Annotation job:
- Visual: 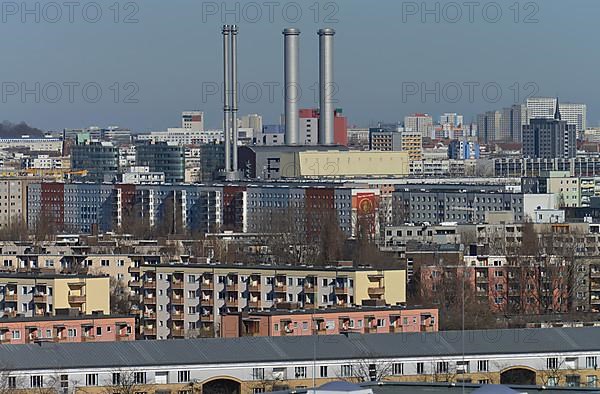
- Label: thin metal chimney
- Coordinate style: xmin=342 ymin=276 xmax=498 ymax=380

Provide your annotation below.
xmin=283 ymin=28 xmax=300 ymax=145
xmin=318 ymin=28 xmax=335 ymax=145
xmin=230 ymin=25 xmax=239 ymax=172
xmin=222 ymin=25 xmax=231 ymax=172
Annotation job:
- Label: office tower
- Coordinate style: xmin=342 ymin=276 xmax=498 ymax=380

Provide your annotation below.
xmin=135 ymin=141 xmax=185 ymax=183
xmin=71 ymin=141 xmax=119 ymax=182
xmin=522 ymin=102 xmax=576 ymax=159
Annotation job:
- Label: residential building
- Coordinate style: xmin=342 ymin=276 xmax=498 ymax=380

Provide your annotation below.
xmin=0 ymin=313 xmax=135 ymax=345
xmin=440 ymin=113 xmax=463 ymax=127
xmin=0 ymin=273 xmax=110 ymax=318
xmin=476 ymin=110 xmax=502 ymax=143
xmin=130 ymin=263 xmax=406 ymax=339
xmin=403 ymin=113 xmax=433 ymax=137
xmin=122 ymin=166 xmax=166 ymax=185
xmin=3 ymin=327 xmax=600 ymax=392
xmin=0 ymin=137 xmax=62 ymax=152
xmin=299 ymin=108 xmax=348 ymax=146
xmin=448 ymin=139 xmax=480 ymax=160
xmin=135 ymin=141 xmax=185 ymax=183
xmin=369 ymin=129 xmax=402 ymax=151
xmin=0 ymin=177 xmax=35 ymax=229
xmin=400 ymin=131 xmax=423 ymax=161
xmin=220 ymin=306 xmax=438 ymax=338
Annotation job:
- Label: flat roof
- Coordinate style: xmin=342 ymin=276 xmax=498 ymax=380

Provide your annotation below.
xmin=0 ymin=314 xmax=133 ymax=324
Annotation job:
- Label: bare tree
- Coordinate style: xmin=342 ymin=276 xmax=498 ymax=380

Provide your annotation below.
xmin=101 ymin=369 xmax=145 ymax=394
xmin=337 ymin=354 xmax=395 ymax=383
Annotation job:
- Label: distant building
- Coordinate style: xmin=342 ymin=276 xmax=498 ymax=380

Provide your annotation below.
xmin=404 ymin=113 xmax=433 ymax=137
xmin=239 ymin=114 xmax=263 ymax=136
xmin=400 ymin=131 xmax=423 ymax=161
xmin=0 ymin=137 xmax=62 ymax=153
xmin=440 ymin=113 xmax=463 ymax=127
xmin=220 ymin=306 xmax=438 ymax=338
xmin=122 ymin=166 xmax=165 ymax=185
xmin=476 ymin=110 xmax=502 ymax=144
xmin=135 ymin=141 xmax=185 ymax=183
xmin=299 ymin=108 xmax=348 ymax=146
xmin=522 ymin=102 xmax=577 ymax=159
xmin=369 ymin=128 xmax=402 ymax=151
xmin=255 ymin=124 xmax=285 ymax=146
xmin=0 ymin=314 xmax=135 ymax=345
xmin=527 ymin=97 xmax=586 ymax=133
xmin=181 ymin=111 xmax=204 ymax=131
xmin=71 ymin=141 xmax=118 ymax=182
xmin=448 ymin=139 xmax=480 ymax=160
xmin=0 ymin=273 xmax=110 ymax=318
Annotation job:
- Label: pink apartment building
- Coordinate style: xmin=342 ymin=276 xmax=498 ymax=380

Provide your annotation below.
xmin=220 ymin=306 xmax=438 ymax=338
xmin=0 ymin=313 xmax=135 ymax=345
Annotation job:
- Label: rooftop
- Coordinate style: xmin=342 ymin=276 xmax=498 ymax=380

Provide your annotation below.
xmin=1 ymin=327 xmax=600 ymax=371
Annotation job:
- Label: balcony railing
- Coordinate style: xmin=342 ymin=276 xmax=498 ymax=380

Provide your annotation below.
xmin=171 ymin=311 xmax=185 ymax=321
xmin=143 ymin=297 xmax=157 ymax=305
xmin=225 ymin=299 xmax=239 ymax=308
xmin=334 ymin=286 xmax=349 ymax=294
xmin=201 ymin=283 xmax=214 ymax=291
xmin=33 ymin=294 xmax=48 ymax=303
xmin=170 ymin=328 xmax=185 ymax=337
xmin=4 ymin=294 xmax=17 ymax=302
xmin=143 ymin=327 xmax=156 ymax=336
xmin=144 ymin=281 xmax=156 ymax=289
xmin=225 ymin=284 xmax=239 ymax=292
xmin=170 ymin=297 xmax=184 ymax=305
xmin=200 ymin=314 xmax=214 ymax=322
xmin=68 ymin=295 xmax=86 ymax=304
xmin=171 ymin=281 xmax=184 ymax=290
xmin=367 ymin=287 xmax=385 ymax=296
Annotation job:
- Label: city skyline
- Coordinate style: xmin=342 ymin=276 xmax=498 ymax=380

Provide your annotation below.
xmin=1 ymin=0 xmax=599 ymax=132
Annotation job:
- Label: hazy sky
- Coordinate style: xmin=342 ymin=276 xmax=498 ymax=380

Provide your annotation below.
xmin=0 ymin=0 xmax=598 ymax=131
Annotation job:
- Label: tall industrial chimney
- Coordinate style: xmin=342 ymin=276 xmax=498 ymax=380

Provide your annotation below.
xmin=318 ymin=28 xmax=335 ymax=145
xmin=230 ymin=25 xmax=239 ymax=172
xmin=222 ymin=25 xmax=232 ymax=172
xmin=283 ymin=28 xmax=300 ymax=145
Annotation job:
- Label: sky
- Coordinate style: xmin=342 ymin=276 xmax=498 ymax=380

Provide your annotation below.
xmin=0 ymin=0 xmax=598 ymax=132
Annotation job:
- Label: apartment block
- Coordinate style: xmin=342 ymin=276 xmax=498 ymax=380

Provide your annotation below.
xmin=220 ymin=306 xmax=438 ymax=338
xmin=0 ymin=273 xmax=110 ymax=318
xmin=0 ymin=313 xmax=135 ymax=345
xmin=130 ymin=264 xmax=406 ymax=339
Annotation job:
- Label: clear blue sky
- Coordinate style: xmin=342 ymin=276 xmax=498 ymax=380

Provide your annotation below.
xmin=0 ymin=0 xmax=597 ymax=131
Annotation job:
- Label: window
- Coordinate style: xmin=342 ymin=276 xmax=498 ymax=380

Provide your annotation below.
xmin=134 ymin=372 xmax=146 ymax=384
xmin=566 ymin=374 xmax=581 ymax=387
xmin=587 ymin=375 xmax=598 ymax=388
xmin=67 ymin=328 xmax=77 ymax=337
xmin=7 ymin=376 xmax=16 ymax=389
xmin=457 ymin=361 xmax=470 ymax=374
xmin=547 ymin=357 xmax=559 ymax=370
xmin=31 ymin=375 xmax=43 ymax=388
xmin=86 ymin=373 xmax=98 ymax=386
xmin=340 ymin=365 xmax=353 ymax=377
xmin=12 ymin=330 xmax=20 ymax=340
xmin=392 ymin=363 xmax=404 ymax=375
xmin=478 ymin=379 xmax=490 ymax=384
xmin=96 ymin=327 xmax=102 ymax=336
xmin=586 ymin=356 xmax=597 ymax=369
xmin=252 ymin=368 xmax=265 ymax=380
xmin=253 ymin=389 xmax=265 ymax=394
xmin=320 ymin=366 xmax=328 ymax=378
xmin=477 ymin=360 xmax=489 ymax=372
xmin=112 ymin=372 xmax=121 ymax=385
xmin=294 ymin=366 xmax=307 ymax=379
xmin=416 ymin=362 xmax=424 ymax=374
xmin=178 ymin=370 xmax=190 ymax=383
xmin=188 ymin=275 xmax=196 ymax=283
xmin=436 ymin=361 xmax=449 ymax=373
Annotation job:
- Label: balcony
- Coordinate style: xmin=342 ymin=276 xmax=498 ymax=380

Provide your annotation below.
xmin=225 ymin=284 xmax=238 ymax=292
xmin=248 ymin=284 xmax=261 ymax=292
xmin=274 ymin=284 xmax=287 ymax=293
xmin=389 ymin=325 xmax=402 ymax=333
xmin=248 ymin=300 xmax=261 ymax=309
xmin=225 ymin=299 xmax=239 ymax=308
xmin=170 ymin=328 xmax=185 ymax=337
xmin=128 ymin=266 xmax=141 ymax=274
xmin=4 ymin=294 xmax=17 ymax=302
xmin=201 ymin=283 xmax=214 ymax=291
xmin=170 ymin=297 xmax=185 ymax=305
xmin=367 ymin=287 xmax=385 ymax=297
xmin=591 ymin=270 xmax=600 ymax=278
xmin=201 ymin=298 xmax=214 ymax=307
xmin=128 ymin=279 xmax=141 ymax=287
xmin=171 ymin=281 xmax=184 ymax=290
xmin=476 ymin=276 xmax=489 ymax=283
xmin=144 ymin=281 xmax=156 ymax=289
xmin=171 ymin=311 xmax=185 ymax=321
xmin=116 ymin=332 xmax=130 ymax=341
xmin=82 ymin=335 xmax=95 ymax=342
xmin=303 ymin=284 xmax=316 ymax=293
xmin=33 ymin=294 xmax=48 ymax=303
xmin=200 ymin=314 xmax=214 ymax=322
xmin=364 ymin=327 xmax=378 ymax=334
xmin=143 ymin=311 xmax=156 ymax=319
xmin=143 ymin=327 xmax=156 ymax=336
xmin=143 ymin=297 xmax=156 ymax=305
xmin=68 ymin=295 xmax=86 ymax=304
xmin=334 ymin=286 xmax=349 ymax=295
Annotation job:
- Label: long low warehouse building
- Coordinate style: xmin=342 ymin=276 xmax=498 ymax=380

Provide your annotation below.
xmin=1 ymin=327 xmax=600 ymax=392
